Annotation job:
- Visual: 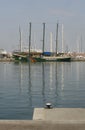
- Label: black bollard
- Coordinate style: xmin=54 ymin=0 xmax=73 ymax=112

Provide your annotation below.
xmin=45 ymin=103 xmax=52 ymax=109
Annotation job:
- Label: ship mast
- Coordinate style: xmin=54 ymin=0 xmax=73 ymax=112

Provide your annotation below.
xmin=81 ymin=35 xmax=82 ymax=53
xmin=42 ymin=23 xmax=45 ymax=54
xmin=50 ymin=32 xmax=53 ymax=53
xmin=56 ymin=23 xmax=58 ymax=56
xmin=62 ymin=24 xmax=64 ymax=53
xmin=29 ymin=22 xmax=32 ymax=57
xmin=19 ymin=26 xmax=22 ymax=52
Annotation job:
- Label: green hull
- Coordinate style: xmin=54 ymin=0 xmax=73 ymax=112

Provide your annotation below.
xmin=13 ymin=55 xmax=28 ymax=62
xmin=13 ymin=52 xmax=71 ymax=62
xmin=33 ymin=56 xmax=71 ymax=62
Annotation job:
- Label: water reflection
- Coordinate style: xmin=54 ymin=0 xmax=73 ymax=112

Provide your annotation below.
xmin=18 ymin=62 xmax=65 ymax=108
xmin=49 ymin=63 xmax=53 ymax=89
xmin=76 ymin=62 xmax=79 ymax=82
xmin=17 ymin=62 xmax=85 ymax=111
xmin=28 ymin=62 xmax=32 ymax=107
xmin=41 ymin=63 xmax=58 ymax=107
xmin=1 ymin=62 xmax=85 ymax=119
xmin=61 ymin=63 xmax=64 ymax=90
xmin=19 ymin=63 xmax=23 ymax=91
xmin=42 ymin=63 xmax=45 ymax=104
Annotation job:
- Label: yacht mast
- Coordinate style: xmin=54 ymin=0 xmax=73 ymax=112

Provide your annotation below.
xmin=56 ymin=23 xmax=58 ymax=55
xmin=81 ymin=35 xmax=82 ymax=53
xmin=50 ymin=32 xmax=53 ymax=53
xmin=62 ymin=24 xmax=64 ymax=53
xmin=42 ymin=23 xmax=45 ymax=54
xmin=29 ymin=22 xmax=32 ymax=57
xmin=19 ymin=26 xmax=22 ymax=52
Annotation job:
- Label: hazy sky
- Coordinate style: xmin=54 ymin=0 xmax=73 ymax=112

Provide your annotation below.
xmin=0 ymin=0 xmax=85 ymax=52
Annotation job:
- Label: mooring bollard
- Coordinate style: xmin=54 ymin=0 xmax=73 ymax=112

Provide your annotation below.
xmin=45 ymin=103 xmax=52 ymax=109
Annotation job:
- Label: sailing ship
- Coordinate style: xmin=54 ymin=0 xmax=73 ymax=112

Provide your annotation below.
xmin=13 ymin=22 xmax=71 ymax=62
xmin=32 ymin=23 xmax=71 ymax=62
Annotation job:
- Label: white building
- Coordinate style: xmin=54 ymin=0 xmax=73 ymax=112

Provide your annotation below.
xmin=0 ymin=49 xmax=7 ymax=58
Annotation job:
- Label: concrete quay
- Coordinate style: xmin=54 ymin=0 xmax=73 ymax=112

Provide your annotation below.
xmin=0 ymin=120 xmax=85 ymax=130
xmin=0 ymin=108 xmax=85 ymax=130
xmin=33 ymin=108 xmax=85 ymax=121
xmin=32 ymin=108 xmax=85 ymax=130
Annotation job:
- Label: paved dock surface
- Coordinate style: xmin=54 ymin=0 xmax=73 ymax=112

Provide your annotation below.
xmin=0 ymin=120 xmax=85 ymax=130
xmin=0 ymin=108 xmax=85 ymax=130
xmin=33 ymin=108 xmax=85 ymax=121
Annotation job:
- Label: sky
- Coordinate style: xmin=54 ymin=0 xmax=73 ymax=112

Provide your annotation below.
xmin=0 ymin=0 xmax=85 ymax=52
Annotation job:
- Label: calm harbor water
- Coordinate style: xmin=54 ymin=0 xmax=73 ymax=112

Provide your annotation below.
xmin=0 ymin=62 xmax=85 ymax=119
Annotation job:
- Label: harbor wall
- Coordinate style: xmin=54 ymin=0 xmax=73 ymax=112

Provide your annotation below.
xmin=0 ymin=120 xmax=85 ymax=130
xmin=0 ymin=109 xmax=85 ymax=129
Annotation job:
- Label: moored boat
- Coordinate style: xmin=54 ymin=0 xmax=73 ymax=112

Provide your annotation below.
xmin=32 ymin=55 xmax=71 ymax=62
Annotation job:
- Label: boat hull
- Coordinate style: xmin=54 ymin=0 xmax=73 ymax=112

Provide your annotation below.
xmin=33 ymin=56 xmax=71 ymax=62
xmin=13 ymin=54 xmax=28 ymax=62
